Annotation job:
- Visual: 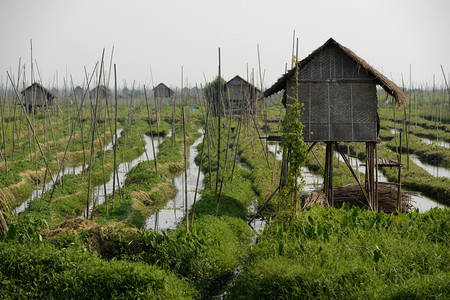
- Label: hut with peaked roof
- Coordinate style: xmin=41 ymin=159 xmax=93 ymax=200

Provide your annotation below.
xmin=21 ymin=82 xmax=56 ymax=113
xmin=264 ymin=38 xmax=407 ymax=212
xmin=73 ymin=86 xmax=84 ymax=98
xmin=190 ymin=85 xmax=201 ymax=95
xmin=153 ymin=83 xmax=173 ymax=98
xmin=223 ymin=75 xmax=260 ymax=116
xmin=90 ymin=85 xmax=110 ymax=99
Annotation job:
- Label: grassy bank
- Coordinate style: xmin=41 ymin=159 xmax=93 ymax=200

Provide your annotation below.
xmin=230 ymin=205 xmax=450 ymax=299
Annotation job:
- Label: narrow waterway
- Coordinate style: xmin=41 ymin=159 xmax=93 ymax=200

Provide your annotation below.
xmin=388 ymin=129 xmax=450 ymax=178
xmin=266 ymin=143 xmax=324 ymax=192
xmin=389 ymin=128 xmax=449 ymax=149
xmin=84 ymin=132 xmax=164 ymax=217
xmin=409 ymin=154 xmax=450 ymax=179
xmin=15 ymin=128 xmax=124 ymax=215
xmin=420 ymin=137 xmax=450 ymax=149
xmin=144 ymin=133 xmax=204 ymax=231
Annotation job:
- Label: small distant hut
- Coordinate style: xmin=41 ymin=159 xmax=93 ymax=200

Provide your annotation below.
xmin=21 ymin=82 xmax=56 ymax=113
xmin=153 ymin=83 xmax=173 ymax=98
xmin=182 ymin=87 xmax=190 ymax=94
xmin=264 ymin=38 xmax=407 ymax=212
xmin=90 ymin=85 xmax=110 ymax=99
xmin=73 ymin=86 xmax=84 ymax=98
xmin=190 ymin=85 xmax=201 ymax=95
xmin=122 ymin=87 xmax=130 ymax=98
xmin=223 ymin=75 xmax=260 ymax=116
xmin=50 ymin=88 xmax=59 ymax=97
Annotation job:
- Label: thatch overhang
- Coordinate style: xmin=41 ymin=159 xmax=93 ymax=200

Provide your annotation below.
xmin=21 ymin=82 xmax=57 ymax=100
xmin=264 ymin=38 xmax=407 ymax=108
xmin=223 ymin=75 xmax=261 ymax=93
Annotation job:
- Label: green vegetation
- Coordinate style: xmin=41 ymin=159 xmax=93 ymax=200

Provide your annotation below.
xmin=0 ymin=239 xmax=196 ymax=299
xmin=230 ymin=205 xmax=450 ymax=299
xmin=1 ymin=95 xmax=449 ymax=298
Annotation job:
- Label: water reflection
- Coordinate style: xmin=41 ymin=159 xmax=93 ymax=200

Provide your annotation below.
xmin=144 ymin=134 xmax=204 ymax=231
xmin=84 ymin=133 xmax=163 ymax=217
xmin=15 ymin=128 xmax=123 ymax=215
xmin=409 ymin=154 xmax=450 ymax=179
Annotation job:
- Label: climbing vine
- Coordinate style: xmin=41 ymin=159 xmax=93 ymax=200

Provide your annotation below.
xmin=280 ymin=63 xmax=308 ymax=209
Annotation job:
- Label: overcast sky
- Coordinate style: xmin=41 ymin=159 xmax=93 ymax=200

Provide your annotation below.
xmin=0 ymin=0 xmax=449 ymax=90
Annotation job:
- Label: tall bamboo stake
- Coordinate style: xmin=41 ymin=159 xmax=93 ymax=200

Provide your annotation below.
xmin=144 ymin=85 xmax=158 ymax=176
xmin=214 ymin=48 xmax=222 ymax=204
xmin=7 ymin=72 xmax=55 ymax=186
xmin=182 ymin=107 xmax=189 ymax=232
xmin=86 ymin=54 xmax=103 ymax=219
xmin=190 ymin=110 xmax=208 ymax=227
xmin=0 ymin=84 xmax=7 ymax=174
xmin=111 ymin=64 xmax=118 ymax=211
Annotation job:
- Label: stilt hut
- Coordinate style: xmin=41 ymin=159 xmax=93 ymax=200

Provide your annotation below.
xmin=153 ymin=83 xmax=173 ymax=98
xmin=223 ymin=75 xmax=260 ymax=116
xmin=264 ymin=38 xmax=407 ymax=212
xmin=73 ymin=86 xmax=84 ymax=98
xmin=90 ymin=85 xmax=110 ymax=99
xmin=21 ymin=82 xmax=56 ymax=113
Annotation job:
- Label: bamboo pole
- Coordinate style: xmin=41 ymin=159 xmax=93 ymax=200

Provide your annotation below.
xmin=214 ymin=48 xmax=222 ymax=203
xmin=230 ymin=110 xmax=243 ymax=183
xmin=111 ymin=64 xmax=119 ymax=210
xmin=182 ymin=107 xmax=189 ymax=232
xmin=190 ymin=111 xmax=208 ymax=227
xmin=86 ymin=55 xmax=103 ymax=219
xmin=7 ymin=72 xmax=55 ymax=186
xmin=171 ymin=91 xmax=176 ymax=151
xmin=0 ymin=84 xmax=7 ymax=174
xmin=144 ymin=85 xmax=158 ymax=176
xmin=397 ymin=132 xmax=402 ymax=211
xmin=440 ymin=65 xmax=450 ymax=106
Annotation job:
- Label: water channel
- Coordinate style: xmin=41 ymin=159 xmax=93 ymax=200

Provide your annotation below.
xmin=144 ymin=134 xmax=204 ymax=231
xmin=420 ymin=137 xmax=450 ymax=149
xmin=84 ymin=131 xmax=163 ymax=217
xmin=15 ymin=128 xmax=124 ymax=215
xmin=389 ymin=129 xmax=450 ymax=178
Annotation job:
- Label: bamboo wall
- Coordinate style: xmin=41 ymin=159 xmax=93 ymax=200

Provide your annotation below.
xmin=286 ymin=44 xmax=378 ymax=142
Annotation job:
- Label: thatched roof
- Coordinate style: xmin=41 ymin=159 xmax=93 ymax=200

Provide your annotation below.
xmin=264 ymin=38 xmax=407 ymax=108
xmin=154 ymin=83 xmax=172 ymax=91
xmin=224 ymin=75 xmax=261 ymax=92
xmin=21 ymin=82 xmax=56 ymax=99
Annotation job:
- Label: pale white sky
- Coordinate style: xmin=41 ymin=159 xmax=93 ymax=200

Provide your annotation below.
xmin=0 ymin=0 xmax=449 ymax=90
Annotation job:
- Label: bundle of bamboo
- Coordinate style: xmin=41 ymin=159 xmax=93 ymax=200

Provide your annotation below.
xmin=302 ymin=183 xmax=411 ymax=213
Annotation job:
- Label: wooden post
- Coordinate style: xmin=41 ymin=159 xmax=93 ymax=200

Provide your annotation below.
xmin=397 ymin=133 xmax=402 ymax=211
xmin=324 ymin=142 xmax=334 ymax=206
xmin=182 ymin=107 xmax=189 ymax=232
xmin=366 ymin=142 xmax=376 ymax=211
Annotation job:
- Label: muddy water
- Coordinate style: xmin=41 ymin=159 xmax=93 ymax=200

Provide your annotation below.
xmin=144 ymin=134 xmax=204 ymax=231
xmin=84 ymin=133 xmax=164 ymax=217
xmin=15 ymin=129 xmax=124 ymax=215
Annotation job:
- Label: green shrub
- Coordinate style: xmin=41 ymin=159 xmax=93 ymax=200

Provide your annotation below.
xmin=0 ymin=240 xmax=196 ymax=299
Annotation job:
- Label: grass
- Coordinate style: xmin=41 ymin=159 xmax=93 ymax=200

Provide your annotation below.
xmin=3 ymin=101 xmax=449 ymax=299
xmin=0 ymin=239 xmax=196 ymax=299
xmin=230 ymin=204 xmax=450 ymax=299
